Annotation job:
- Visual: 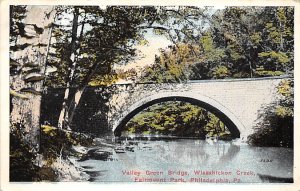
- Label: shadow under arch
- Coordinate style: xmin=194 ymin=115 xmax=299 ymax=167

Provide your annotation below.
xmin=112 ymin=92 xmax=245 ymax=138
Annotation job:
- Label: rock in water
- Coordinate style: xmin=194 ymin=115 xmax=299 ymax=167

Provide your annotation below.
xmin=79 ymin=148 xmax=113 ymax=161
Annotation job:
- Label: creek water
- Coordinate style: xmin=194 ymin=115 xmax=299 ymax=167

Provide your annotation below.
xmin=77 ymin=138 xmax=293 ymax=183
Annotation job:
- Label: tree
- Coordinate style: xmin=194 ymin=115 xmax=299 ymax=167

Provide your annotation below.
xmin=141 ymin=43 xmax=201 ymax=83
xmin=146 ymin=7 xmax=294 ymax=81
xmin=248 ymin=79 xmax=293 ymax=148
xmin=10 ymin=6 xmax=56 ymax=149
xmin=191 ymin=31 xmax=227 ymax=79
xmin=44 ymin=6 xmax=211 ymax=130
xmin=122 ymin=101 xmax=230 ymax=139
xmin=256 ymin=7 xmax=294 ymax=76
xmin=56 ymin=6 xmax=81 ymax=129
xmin=205 ymin=7 xmax=293 ymax=78
xmin=57 ymin=6 xmax=159 ymax=129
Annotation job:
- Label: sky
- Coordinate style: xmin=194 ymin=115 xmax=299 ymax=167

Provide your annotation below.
xmin=113 ymin=30 xmax=172 ymax=75
xmin=57 ymin=8 xmax=172 ymax=78
xmin=53 ymin=6 xmax=225 ymax=81
xmin=112 ymin=6 xmax=225 ymax=79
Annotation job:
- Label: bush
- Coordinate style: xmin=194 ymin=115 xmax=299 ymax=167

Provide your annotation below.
xmin=248 ymin=79 xmax=293 ymax=148
xmin=248 ymin=107 xmax=293 ymax=148
xmin=40 ymin=125 xmax=93 ymax=165
xmin=10 ymin=127 xmax=40 ymax=181
xmin=10 ymin=124 xmax=94 ymax=181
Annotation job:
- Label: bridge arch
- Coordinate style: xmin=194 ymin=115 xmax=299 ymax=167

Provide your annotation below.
xmin=112 ymin=92 xmax=246 ymax=139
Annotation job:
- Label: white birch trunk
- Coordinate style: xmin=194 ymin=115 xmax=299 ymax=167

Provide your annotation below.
xmin=57 ymin=53 xmax=77 ymax=129
xmin=67 ymin=89 xmax=84 ymax=125
xmin=57 ymin=7 xmax=80 ymax=129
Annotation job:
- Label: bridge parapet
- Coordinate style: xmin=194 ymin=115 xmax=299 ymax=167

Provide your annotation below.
xmin=41 ymin=77 xmax=290 ymax=140
xmin=108 ymin=77 xmax=289 ymax=140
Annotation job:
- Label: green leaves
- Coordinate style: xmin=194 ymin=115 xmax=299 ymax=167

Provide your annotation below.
xmin=254 ymin=70 xmax=284 ymax=77
xmin=248 ymin=79 xmax=294 ymax=148
xmin=200 ymin=34 xmax=225 ymax=63
xmin=275 ymin=106 xmax=293 ymax=118
xmin=250 ymin=32 xmax=262 ymax=45
xmin=211 ymin=65 xmax=230 ymax=79
xmin=122 ymin=101 xmax=229 ymax=138
xmin=258 ymin=51 xmax=290 ymax=64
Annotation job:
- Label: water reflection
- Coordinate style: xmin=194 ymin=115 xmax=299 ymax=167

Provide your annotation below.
xmin=78 ymin=138 xmax=293 ymax=183
xmin=217 ymin=143 xmax=240 ymax=165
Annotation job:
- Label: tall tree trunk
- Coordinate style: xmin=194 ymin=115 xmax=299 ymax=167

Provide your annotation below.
xmin=10 ymin=6 xmax=56 ymax=151
xmin=66 ymin=60 xmax=108 ymax=127
xmin=249 ymin=60 xmax=253 ymax=78
xmin=276 ymin=9 xmax=284 ymax=51
xmin=57 ymin=7 xmax=79 ymax=129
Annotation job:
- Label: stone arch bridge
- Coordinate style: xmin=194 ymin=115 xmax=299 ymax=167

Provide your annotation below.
xmin=42 ymin=76 xmax=289 ymax=141
xmin=108 ymin=76 xmax=288 ymax=140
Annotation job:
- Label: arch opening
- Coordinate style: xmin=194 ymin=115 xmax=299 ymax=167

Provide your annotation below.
xmin=113 ymin=94 xmax=243 ymax=139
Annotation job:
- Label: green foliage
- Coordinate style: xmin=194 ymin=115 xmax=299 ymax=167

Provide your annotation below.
xmin=211 ymin=65 xmax=230 ymax=79
xmin=10 ymin=123 xmax=57 ymax=181
xmin=45 ymin=6 xmax=159 ymax=87
xmin=199 ymin=33 xmax=225 ymax=63
xmin=200 ymin=35 xmax=213 ymax=50
xmin=88 ymin=74 xmax=119 ymax=86
xmin=275 ymin=106 xmax=293 ymax=118
xmin=141 ymin=44 xmax=200 ymax=83
xmin=142 ymin=7 xmax=293 ymax=82
xmin=42 ymin=6 xmax=293 ymax=86
xmin=250 ymin=32 xmax=262 ymax=45
xmin=248 ymin=79 xmax=293 ymax=148
xmin=10 ymin=125 xmax=40 ymax=181
xmin=254 ymin=70 xmax=284 ymax=77
xmin=278 ymin=79 xmax=293 ymax=98
xmin=276 ymin=79 xmax=294 ymax=118
xmin=9 ymin=123 xmax=94 ymax=181
xmin=40 ymin=125 xmax=93 ymax=164
xmin=258 ymin=51 xmax=290 ymax=64
xmin=44 ymin=6 xmax=214 ymax=87
xmin=122 ymin=101 xmax=230 ymax=139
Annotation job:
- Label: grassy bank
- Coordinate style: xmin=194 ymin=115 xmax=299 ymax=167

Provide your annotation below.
xmin=10 ymin=125 xmax=95 ymax=181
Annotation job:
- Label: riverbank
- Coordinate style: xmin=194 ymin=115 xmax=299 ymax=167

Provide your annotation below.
xmin=52 ymin=139 xmax=117 ymax=181
xmin=40 ymin=156 xmax=89 ymax=181
xmin=10 ymin=124 xmax=293 ymax=182
xmin=38 ymin=125 xmax=98 ymax=181
xmin=9 ymin=125 xmax=93 ymax=181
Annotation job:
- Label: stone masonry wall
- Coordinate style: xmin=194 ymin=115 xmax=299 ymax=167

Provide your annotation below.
xmin=41 ymin=77 xmax=288 ymax=139
xmin=109 ymin=77 xmax=286 ymax=139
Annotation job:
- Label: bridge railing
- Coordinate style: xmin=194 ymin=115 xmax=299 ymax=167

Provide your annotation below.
xmin=111 ymin=75 xmax=293 ymax=86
